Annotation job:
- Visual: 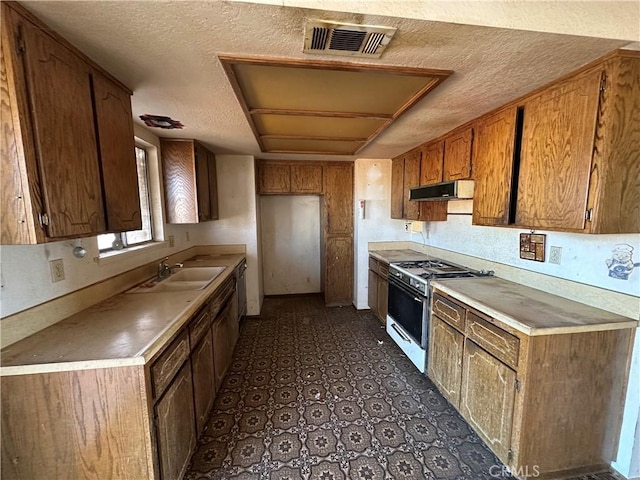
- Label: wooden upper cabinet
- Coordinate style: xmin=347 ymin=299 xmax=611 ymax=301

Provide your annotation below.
xmin=390 ymin=156 xmax=405 ymax=219
xmin=291 ymin=164 xmax=323 ymax=194
xmin=516 ymin=70 xmax=602 ymax=231
xmin=420 ymin=141 xmax=444 ymax=185
xmin=1 ymin=3 xmax=139 ymax=244
xmin=472 ymin=107 xmax=518 ymax=226
xmin=161 ymin=139 xmax=218 ymax=224
xmin=16 ymin=11 xmax=105 ymax=239
xmin=257 ymin=161 xmax=323 ymax=194
xmin=257 ymin=162 xmax=290 ymax=194
xmin=324 ymin=163 xmax=353 ymax=235
xmin=93 ymin=73 xmax=141 ymax=232
xmin=443 ymin=127 xmax=473 ymax=181
xmin=403 ymin=150 xmax=421 ymax=221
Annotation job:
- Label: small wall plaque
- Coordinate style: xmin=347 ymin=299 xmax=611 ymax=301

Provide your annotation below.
xmin=520 ymin=233 xmax=546 ymax=262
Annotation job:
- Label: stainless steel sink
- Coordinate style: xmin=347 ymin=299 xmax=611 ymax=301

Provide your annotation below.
xmin=127 ymin=266 xmax=226 ymax=293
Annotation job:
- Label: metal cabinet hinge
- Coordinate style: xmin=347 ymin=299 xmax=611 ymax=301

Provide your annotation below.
xmin=508 ymin=449 xmax=514 ymax=462
xmin=39 ymin=212 xmax=50 ymax=227
xmin=16 ymin=28 xmax=26 ymax=54
xmin=515 ymin=378 xmax=521 ymax=392
xmin=585 ymin=209 xmax=593 ymax=222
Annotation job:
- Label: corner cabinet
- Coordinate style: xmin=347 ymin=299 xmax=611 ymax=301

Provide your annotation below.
xmin=391 ymin=149 xmax=448 ymax=222
xmin=0 ymin=3 xmax=141 ymax=244
xmin=428 ymin=290 xmax=633 ymax=478
xmin=161 ymin=139 xmax=219 ymax=224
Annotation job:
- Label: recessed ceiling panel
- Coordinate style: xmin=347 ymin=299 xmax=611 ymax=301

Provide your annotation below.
xmin=254 ymin=114 xmax=385 ymax=139
xmin=262 ymin=138 xmax=365 ymax=155
xmin=234 ymin=63 xmax=438 ymax=115
xmin=220 ymin=56 xmax=452 ymax=155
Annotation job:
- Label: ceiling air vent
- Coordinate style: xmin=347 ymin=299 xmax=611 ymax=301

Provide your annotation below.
xmin=304 ymin=20 xmax=396 ymax=59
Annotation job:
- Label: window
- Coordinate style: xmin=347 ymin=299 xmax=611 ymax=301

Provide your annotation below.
xmin=98 ymin=145 xmax=154 ymax=252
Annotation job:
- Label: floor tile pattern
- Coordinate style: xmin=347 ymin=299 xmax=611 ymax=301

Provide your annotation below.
xmin=184 ymin=295 xmax=617 ymax=480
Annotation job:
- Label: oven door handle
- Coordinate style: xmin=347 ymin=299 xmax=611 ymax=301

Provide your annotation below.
xmin=391 ymin=322 xmax=411 ymax=343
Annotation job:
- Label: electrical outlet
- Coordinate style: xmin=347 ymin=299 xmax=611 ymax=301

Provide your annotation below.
xmin=549 ymin=246 xmax=562 ymax=265
xmin=168 ymin=235 xmax=175 ymax=248
xmin=404 ymin=222 xmax=411 ymax=232
xmin=50 ymin=259 xmax=65 ymax=283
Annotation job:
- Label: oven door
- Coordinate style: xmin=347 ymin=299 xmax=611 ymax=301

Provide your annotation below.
xmin=387 ymin=276 xmax=428 ymax=347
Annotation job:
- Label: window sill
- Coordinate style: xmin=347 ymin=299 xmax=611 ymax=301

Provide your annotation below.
xmin=97 ymin=241 xmax=167 ymax=266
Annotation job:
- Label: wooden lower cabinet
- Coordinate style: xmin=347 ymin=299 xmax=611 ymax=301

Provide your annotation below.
xmin=460 ymin=339 xmax=515 ymax=462
xmin=325 ymin=236 xmax=353 ymax=306
xmin=212 ymin=298 xmax=238 ymax=390
xmin=155 ymin=362 xmax=196 ymax=480
xmin=428 ymin=290 xmax=633 ymax=478
xmin=191 ymin=330 xmax=216 ymax=436
xmin=428 ymin=315 xmax=464 ymax=408
xmin=368 ymin=256 xmax=388 ymax=324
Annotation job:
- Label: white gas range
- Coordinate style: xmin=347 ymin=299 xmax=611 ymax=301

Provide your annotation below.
xmin=386 ymin=258 xmax=493 ymax=372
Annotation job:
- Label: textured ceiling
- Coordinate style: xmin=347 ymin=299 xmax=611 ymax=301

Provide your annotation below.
xmin=19 ymin=0 xmax=639 ymax=161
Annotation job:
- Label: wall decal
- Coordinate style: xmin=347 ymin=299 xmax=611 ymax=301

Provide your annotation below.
xmin=605 ymin=244 xmax=640 ymax=280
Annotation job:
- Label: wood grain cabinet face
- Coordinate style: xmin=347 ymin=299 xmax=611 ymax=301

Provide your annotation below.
xmin=420 ymin=141 xmax=444 ymax=185
xmin=154 ymin=362 xmax=196 ymax=480
xmin=472 ymin=107 xmax=517 ymax=226
xmin=324 ymin=164 xmax=353 ymax=235
xmin=443 ymin=127 xmax=473 ymax=181
xmin=428 ymin=315 xmax=464 ymax=408
xmin=93 ymin=73 xmax=141 ymax=232
xmin=367 ymin=257 xmax=388 ymax=324
xmin=257 ymin=162 xmax=291 ymax=194
xmin=461 ymin=339 xmax=516 ymax=463
xmin=213 ymin=299 xmax=238 ymax=391
xmin=1 ymin=5 xmax=142 ymax=243
xmin=403 ymin=150 xmax=421 ymax=220
xmin=191 ymin=330 xmax=215 ymax=436
xmin=390 ymin=156 xmax=405 ymax=219
xmin=516 ymin=70 xmax=602 ymax=231
xmin=161 ymin=139 xmax=218 ymax=224
xmin=291 ymin=164 xmax=323 ymax=193
xmin=325 ymin=236 xmax=353 ymax=306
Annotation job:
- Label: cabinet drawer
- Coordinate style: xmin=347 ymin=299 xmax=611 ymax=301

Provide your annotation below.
xmin=432 ymin=294 xmax=466 ymax=331
xmin=151 ymin=330 xmax=190 ymax=398
xmin=210 ymin=276 xmax=234 ymax=318
xmin=369 ymin=257 xmax=389 ymax=278
xmin=189 ymin=307 xmax=210 ymax=346
xmin=466 ymin=312 xmax=519 ymax=369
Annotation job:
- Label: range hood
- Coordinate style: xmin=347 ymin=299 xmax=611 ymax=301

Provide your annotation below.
xmin=410 ymin=180 xmax=474 ymax=201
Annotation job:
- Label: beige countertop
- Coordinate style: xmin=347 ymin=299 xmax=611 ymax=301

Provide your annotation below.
xmin=1 ymin=254 xmax=244 ymax=376
xmin=369 ymin=249 xmax=433 ymax=264
xmin=431 ymin=277 xmax=638 ymax=336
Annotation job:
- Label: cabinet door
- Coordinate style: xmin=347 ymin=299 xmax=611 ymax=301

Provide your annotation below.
xmin=195 ymin=142 xmax=211 ymax=222
xmin=257 ymin=162 xmax=290 ymax=193
xmin=443 ymin=127 xmax=473 ymax=181
xmin=460 ymin=339 xmax=516 ymax=463
xmin=324 ymin=164 xmax=353 ymax=235
xmin=376 ymin=274 xmax=388 ymax=323
xmin=325 ymin=236 xmax=353 ymax=306
xmin=472 ymin=107 xmax=518 ymax=226
xmin=93 ymin=73 xmax=141 ymax=232
xmin=420 ymin=141 xmax=444 ymax=185
xmin=155 ymin=362 xmax=196 ymax=480
xmin=20 ymin=16 xmax=105 ymax=238
xmin=191 ymin=331 xmax=215 ymax=436
xmin=403 ymin=150 xmax=421 ymax=220
xmin=207 ymin=150 xmax=219 ymax=220
xmin=368 ymin=269 xmax=378 ymax=316
xmin=428 ymin=316 xmax=464 ymax=407
xmin=516 ymin=71 xmax=602 ymax=230
xmin=390 ymin=156 xmax=404 ymax=219
xmin=291 ymin=164 xmax=323 ymax=193
xmin=161 ymin=140 xmax=198 ymax=224
xmin=212 ymin=301 xmax=236 ymax=390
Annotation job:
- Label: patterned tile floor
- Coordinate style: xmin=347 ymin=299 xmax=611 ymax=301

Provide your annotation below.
xmin=184 ymin=295 xmax=618 ymax=480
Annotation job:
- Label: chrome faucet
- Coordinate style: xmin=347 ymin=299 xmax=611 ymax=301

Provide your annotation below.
xmin=157 ymin=257 xmax=183 ymax=280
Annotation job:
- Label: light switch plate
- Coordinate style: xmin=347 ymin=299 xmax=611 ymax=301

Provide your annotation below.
xmin=50 ymin=259 xmax=65 ymax=283
xmin=168 ymin=235 xmax=175 ymax=248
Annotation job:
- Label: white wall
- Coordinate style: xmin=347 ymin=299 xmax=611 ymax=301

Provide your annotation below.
xmin=260 ymin=196 xmax=321 ymax=295
xmin=197 ymin=155 xmax=263 ymax=316
xmin=353 ymin=158 xmax=413 ymax=309
xmin=0 ymin=125 xmax=200 ymax=318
